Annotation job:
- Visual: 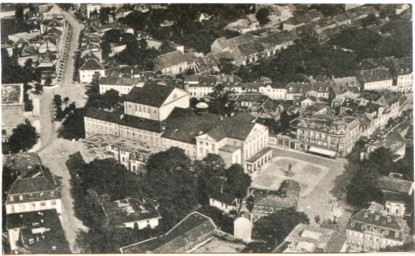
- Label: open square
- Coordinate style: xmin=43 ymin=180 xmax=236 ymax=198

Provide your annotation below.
xmin=251 ymin=157 xmax=328 ymax=197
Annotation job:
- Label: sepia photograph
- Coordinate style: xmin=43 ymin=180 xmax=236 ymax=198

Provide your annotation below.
xmin=1 ymin=2 xmax=414 ymax=254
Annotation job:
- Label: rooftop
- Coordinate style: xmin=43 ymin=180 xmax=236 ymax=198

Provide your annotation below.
xmin=153 ymin=50 xmax=191 ymax=71
xmin=102 ymin=198 xmax=161 ymax=226
xmin=377 ymin=175 xmax=414 ymax=195
xmin=79 ymin=58 xmax=105 ymax=70
xmin=251 ymin=179 xmax=300 ymax=209
xmin=273 ymin=223 xmax=346 ymax=253
xmin=6 ymin=209 xmax=70 ymax=254
xmin=120 ymin=211 xmax=216 ymax=253
xmin=85 ymin=108 xmax=123 ymax=123
xmin=100 ymin=77 xmax=141 ymax=86
xmin=125 ymin=82 xmax=176 ymax=107
xmin=358 ymin=68 xmax=393 ymax=83
xmin=2 ymin=83 xmax=24 ymax=105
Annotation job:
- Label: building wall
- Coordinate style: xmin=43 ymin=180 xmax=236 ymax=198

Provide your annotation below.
xmin=234 ymin=216 xmax=252 ymax=242
xmin=187 ymin=86 xmax=214 ymax=99
xmin=84 ymin=116 xmax=120 ymax=137
xmin=395 ymin=73 xmax=412 ymax=92
xmin=159 ymin=90 xmax=190 ymax=121
xmin=124 ymin=102 xmax=160 ymax=120
xmin=242 ymin=123 xmax=269 ymax=164
xmin=124 ymin=217 xmax=159 ymax=229
xmin=363 ymin=79 xmax=393 ymax=91
xmin=259 ymin=86 xmax=287 ymax=100
xmin=5 ymin=198 xmax=62 ymax=215
xmin=160 ymin=62 xmax=188 ymax=75
xmin=209 ymin=198 xmax=237 ymax=214
xmin=79 ymin=69 xmax=105 ymax=84
xmin=346 ymin=229 xmax=404 ymax=252
xmin=162 ymin=138 xmax=197 ymax=159
xmin=100 ymin=84 xmax=135 ymax=95
xmin=119 ymin=125 xmax=162 ymax=148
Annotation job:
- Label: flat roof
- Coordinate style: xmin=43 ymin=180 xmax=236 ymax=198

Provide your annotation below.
xmin=2 ymin=83 xmax=24 ymax=105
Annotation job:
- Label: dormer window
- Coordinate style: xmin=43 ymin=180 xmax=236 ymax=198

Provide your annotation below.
xmin=351 ymin=222 xmax=355 ymax=227
xmin=395 ymin=232 xmax=399 ymax=238
xmin=9 ymin=196 xmax=14 ymax=202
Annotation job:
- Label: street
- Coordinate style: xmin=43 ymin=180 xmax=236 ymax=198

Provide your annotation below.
xmin=35 ymin=4 xmax=87 ymax=253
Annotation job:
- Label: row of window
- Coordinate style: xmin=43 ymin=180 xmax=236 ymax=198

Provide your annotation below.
xmin=9 ymin=192 xmax=55 ymax=202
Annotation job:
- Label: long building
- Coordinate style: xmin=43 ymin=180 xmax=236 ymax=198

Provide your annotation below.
xmin=84 ymin=82 xmax=272 ymax=173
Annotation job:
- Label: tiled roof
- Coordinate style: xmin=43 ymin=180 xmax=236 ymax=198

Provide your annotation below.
xmin=125 ymin=82 xmax=176 ymax=107
xmin=153 ymin=51 xmax=190 ymax=71
xmin=120 ymin=211 xmax=216 ymax=253
xmin=79 ymin=59 xmax=105 ymax=70
xmin=206 ymin=112 xmax=257 ymax=141
xmin=347 ymin=209 xmax=409 ymax=241
xmin=392 ymin=57 xmax=412 ymax=76
xmin=273 ymin=223 xmax=346 ymax=253
xmin=237 ymin=41 xmax=264 ymax=56
xmin=99 ymin=77 xmax=141 ymax=86
xmin=162 ymin=108 xmax=222 ymax=144
xmin=377 ymin=176 xmax=414 ymax=195
xmin=85 ymin=108 xmax=123 ymax=123
xmin=6 ymin=209 xmax=70 ymax=254
xmin=119 ymin=114 xmax=163 ymax=133
xmin=102 ymin=198 xmax=161 ymax=226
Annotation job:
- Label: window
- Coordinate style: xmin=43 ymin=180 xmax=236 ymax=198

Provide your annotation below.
xmin=19 ymin=195 xmax=23 ymax=200
xmin=51 ymin=200 xmax=56 ymax=205
xmin=351 ymin=222 xmax=355 ymax=227
xmin=40 ymin=202 xmax=46 ymax=207
xmin=9 ymin=196 xmax=14 ymax=202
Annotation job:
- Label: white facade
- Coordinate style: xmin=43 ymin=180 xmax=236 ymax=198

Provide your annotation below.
xmin=6 ymin=198 xmax=62 ymax=215
xmin=100 ymin=84 xmax=136 ymax=95
xmin=79 ymin=69 xmax=105 ymax=84
xmin=259 ymin=85 xmax=287 ymax=100
xmin=362 ymin=79 xmax=393 ymax=91
xmin=84 ymin=116 xmax=120 ymax=137
xmin=123 ymin=217 xmax=160 ymax=229
xmin=187 ymin=85 xmax=214 ymax=99
xmin=234 ymin=216 xmax=252 ymax=242
xmin=394 ymin=73 xmax=413 ymax=93
xmin=209 ymin=198 xmax=237 ymax=214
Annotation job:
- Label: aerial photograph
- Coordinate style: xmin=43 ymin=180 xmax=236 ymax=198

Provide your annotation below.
xmin=1 ymin=2 xmax=414 ymax=254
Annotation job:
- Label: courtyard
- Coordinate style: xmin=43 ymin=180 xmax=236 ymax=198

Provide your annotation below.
xmin=193 ymin=237 xmax=246 ymax=253
xmin=251 ymin=157 xmax=328 ymax=197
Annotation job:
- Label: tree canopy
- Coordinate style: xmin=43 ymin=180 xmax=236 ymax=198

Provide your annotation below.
xmin=256 ymin=8 xmax=270 ymax=26
xmin=7 ymin=120 xmax=39 ymax=153
xmin=252 ymin=208 xmax=310 ymax=251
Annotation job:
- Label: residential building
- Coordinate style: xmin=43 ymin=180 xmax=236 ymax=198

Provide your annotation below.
xmin=84 ymin=108 xmax=122 ymax=137
xmin=233 ymin=209 xmax=253 ymax=242
xmin=101 ymin=198 xmax=161 ymax=229
xmin=209 ymin=195 xmax=239 ymax=214
xmin=99 ymin=77 xmax=143 ymax=95
xmin=357 ymin=68 xmax=393 ymax=91
xmin=346 ymin=202 xmax=411 ymax=252
xmin=259 ymin=85 xmax=287 ymax=100
xmin=283 ymin=9 xmax=324 ymax=31
xmin=79 ymin=58 xmax=106 ymax=84
xmin=360 ymin=130 xmax=406 ymax=162
xmin=2 ymin=84 xmax=25 ymax=141
xmin=153 ymin=50 xmax=191 ymax=75
xmin=248 ymin=180 xmax=301 ymax=222
xmin=377 ymin=173 xmax=414 ymax=197
xmin=390 ymin=57 xmax=412 ymax=93
xmin=120 ymin=212 xmax=217 ymax=253
xmin=5 ymin=168 xmax=62 ymax=215
xmin=274 ymin=223 xmax=347 ymax=253
xmin=290 ymin=115 xmax=361 ymax=157
xmin=6 ymin=209 xmax=70 ymax=254
xmin=211 ymin=34 xmax=255 ymax=54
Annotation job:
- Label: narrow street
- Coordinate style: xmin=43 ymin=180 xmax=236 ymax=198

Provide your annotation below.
xmin=35 ymin=5 xmax=87 ymax=252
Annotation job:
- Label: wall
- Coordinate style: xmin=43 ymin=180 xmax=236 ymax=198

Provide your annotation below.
xmin=6 ymin=198 xmax=62 ymax=215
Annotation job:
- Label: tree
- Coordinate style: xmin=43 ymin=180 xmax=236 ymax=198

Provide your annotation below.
xmin=252 ymin=208 xmax=309 ymax=251
xmin=223 ymin=164 xmax=251 ymax=198
xmin=208 ymin=83 xmax=237 ymax=116
xmin=53 ymin=94 xmax=63 ymax=108
xmin=256 ymin=8 xmax=270 ymax=26
xmin=195 ymin=154 xmax=226 ymax=204
xmin=7 ymin=120 xmax=39 ymax=153
xmin=102 ymin=89 xmax=122 ymax=110
xmin=35 ymin=83 xmax=43 ymax=94
xmin=158 ymin=41 xmax=176 ymax=54
xmin=63 ymin=97 xmax=70 ymax=107
xmin=58 ymin=108 xmax=86 ymax=140
xmin=362 ymin=147 xmax=396 ymax=176
xmin=146 ymin=147 xmax=192 ymax=174
xmin=345 ymin=169 xmax=384 ymax=208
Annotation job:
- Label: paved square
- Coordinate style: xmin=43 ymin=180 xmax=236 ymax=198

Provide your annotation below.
xmin=251 ymin=157 xmax=328 ymax=197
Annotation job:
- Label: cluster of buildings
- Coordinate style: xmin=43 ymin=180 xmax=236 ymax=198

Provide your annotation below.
xmin=6 ymin=12 xmax=71 ymax=87
xmin=2 ymin=153 xmax=69 ymax=253
xmin=2 ymin=84 xmax=25 ymax=142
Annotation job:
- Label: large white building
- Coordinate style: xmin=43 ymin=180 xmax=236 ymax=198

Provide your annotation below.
xmin=99 ymin=77 xmax=143 ymax=95
xmin=79 ymin=58 xmax=106 ymax=84
xmin=358 ymin=68 xmax=393 ymax=91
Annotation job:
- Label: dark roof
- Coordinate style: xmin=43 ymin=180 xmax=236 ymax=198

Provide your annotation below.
xmin=358 ymin=68 xmax=393 ymax=83
xmin=377 ymin=176 xmax=414 ymax=195
xmin=237 ymin=41 xmax=264 ymax=56
xmin=119 ymin=114 xmax=163 ymax=133
xmin=206 ymin=112 xmax=257 ymax=141
xmin=120 ymin=211 xmax=216 ymax=253
xmin=84 ymin=108 xmax=123 ymax=123
xmin=162 ymin=108 xmax=222 ymax=144
xmin=102 ymin=198 xmax=161 ymax=226
xmin=79 ymin=58 xmax=105 ymax=70
xmin=3 ymin=153 xmax=42 ymax=171
xmin=153 ymin=51 xmax=190 ymax=71
xmin=347 ymin=209 xmax=409 ymax=241
xmin=391 ymin=57 xmax=412 ymax=76
xmin=125 ymin=82 xmax=176 ymax=107
xmin=6 ymin=209 xmax=70 ymax=254
xmin=210 ymin=192 xmax=237 ymax=205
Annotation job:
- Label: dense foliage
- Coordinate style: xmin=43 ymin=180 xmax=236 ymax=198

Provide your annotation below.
xmin=252 ymin=208 xmax=310 ymax=251
xmin=7 ymin=120 xmax=39 ymax=153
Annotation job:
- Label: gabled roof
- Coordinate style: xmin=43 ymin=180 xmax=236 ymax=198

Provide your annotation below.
xmin=377 ymin=176 xmax=414 ymax=195
xmin=162 ymin=108 xmax=222 ymax=144
xmin=85 ymin=108 xmax=123 ymax=123
xmin=8 ymin=169 xmax=56 ymax=195
xmin=358 ymin=68 xmax=393 ymax=83
xmin=79 ymin=59 xmax=105 ymax=70
xmin=125 ymin=82 xmax=176 ymax=107
xmin=120 ymin=211 xmax=216 ymax=253
xmin=119 ymin=115 xmax=163 ymax=133
xmin=153 ymin=51 xmax=190 ymax=71
xmin=237 ymin=41 xmax=264 ymax=56
xmin=206 ymin=112 xmax=257 ymax=141
xmin=99 ymin=77 xmax=141 ymax=86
